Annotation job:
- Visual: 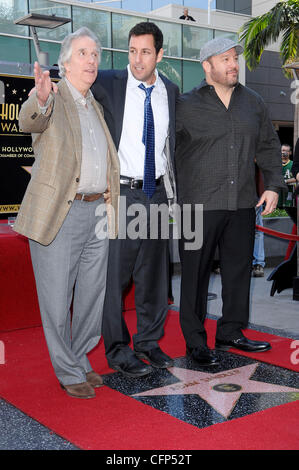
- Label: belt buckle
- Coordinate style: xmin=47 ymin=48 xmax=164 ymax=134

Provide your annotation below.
xmin=130 ymin=178 xmax=136 ymax=189
xmin=81 ymin=193 xmax=85 ymax=201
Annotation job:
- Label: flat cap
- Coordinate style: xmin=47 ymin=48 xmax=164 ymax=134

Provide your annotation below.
xmin=199 ymin=36 xmax=243 ymax=63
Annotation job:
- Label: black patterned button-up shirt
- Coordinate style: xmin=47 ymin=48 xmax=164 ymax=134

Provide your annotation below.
xmin=175 ymin=80 xmax=285 ymax=210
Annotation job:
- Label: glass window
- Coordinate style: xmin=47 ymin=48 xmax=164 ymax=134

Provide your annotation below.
xmin=152 ymin=20 xmax=181 ymax=58
xmin=100 ymin=50 xmax=112 ymax=70
xmin=112 ymin=13 xmax=146 ymax=50
xmin=216 ymin=0 xmax=251 ymax=14
xmin=216 ymin=0 xmax=234 ymax=12
xmin=28 ymin=0 xmax=71 ymax=41
xmin=72 ymin=7 xmax=111 ymax=48
xmin=157 ymin=58 xmax=181 ymax=90
xmin=0 ymin=0 xmax=28 ymax=36
xmin=214 ymin=30 xmax=238 ymax=41
xmin=183 ymin=26 xmax=213 ymax=60
xmin=112 ymin=51 xmax=128 ymax=69
xmin=235 ymin=0 xmax=251 ymax=15
xmin=30 ymin=40 xmax=61 ymax=67
xmin=182 ymin=60 xmax=204 ymax=93
xmin=0 ymin=35 xmax=30 ymax=63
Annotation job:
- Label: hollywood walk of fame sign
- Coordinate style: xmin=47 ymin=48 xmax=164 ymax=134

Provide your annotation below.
xmin=0 ymin=73 xmax=35 ymax=218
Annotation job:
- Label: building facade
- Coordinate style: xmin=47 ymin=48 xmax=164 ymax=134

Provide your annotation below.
xmin=0 ymin=0 xmax=295 ymax=142
xmin=0 ymin=0 xmax=241 ymax=93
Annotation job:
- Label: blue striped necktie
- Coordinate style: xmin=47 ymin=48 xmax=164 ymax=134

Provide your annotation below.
xmin=139 ymin=83 xmax=155 ymax=199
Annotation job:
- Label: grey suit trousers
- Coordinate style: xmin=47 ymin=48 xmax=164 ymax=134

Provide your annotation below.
xmin=29 ymin=198 xmax=109 ymax=385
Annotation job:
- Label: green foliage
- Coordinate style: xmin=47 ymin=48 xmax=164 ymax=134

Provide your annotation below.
xmin=263 ymin=208 xmax=289 ymax=218
xmin=239 ymin=0 xmax=299 ymax=74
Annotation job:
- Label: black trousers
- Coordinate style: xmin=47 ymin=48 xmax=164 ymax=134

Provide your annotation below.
xmin=102 ymin=183 xmax=169 ymax=365
xmin=179 ymin=208 xmax=256 ymax=348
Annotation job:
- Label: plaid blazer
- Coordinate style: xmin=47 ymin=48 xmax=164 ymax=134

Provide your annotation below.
xmin=13 ymin=78 xmax=120 ymax=245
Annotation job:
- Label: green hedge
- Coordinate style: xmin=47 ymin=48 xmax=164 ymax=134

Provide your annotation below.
xmin=263 ymin=208 xmax=288 ymax=218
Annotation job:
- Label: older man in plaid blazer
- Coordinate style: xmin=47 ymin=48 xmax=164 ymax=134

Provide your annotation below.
xmin=14 ymin=27 xmax=120 ymax=399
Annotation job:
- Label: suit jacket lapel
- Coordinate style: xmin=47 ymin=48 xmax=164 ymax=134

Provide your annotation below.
xmin=58 ymin=79 xmax=82 ymax=165
xmin=159 ymin=73 xmax=175 ymax=129
xmin=112 ymin=70 xmax=128 ymax=150
xmin=91 ymin=97 xmax=116 ymax=156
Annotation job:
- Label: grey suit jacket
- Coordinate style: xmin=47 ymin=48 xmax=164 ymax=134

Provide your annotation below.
xmin=14 ymin=78 xmax=120 ymax=245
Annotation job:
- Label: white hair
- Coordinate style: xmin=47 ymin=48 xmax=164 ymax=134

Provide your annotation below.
xmin=58 ymin=27 xmax=101 ymax=78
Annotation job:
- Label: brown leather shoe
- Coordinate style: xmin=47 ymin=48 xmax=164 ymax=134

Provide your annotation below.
xmin=86 ymin=371 xmax=104 ymax=388
xmin=60 ymin=381 xmax=96 ymax=399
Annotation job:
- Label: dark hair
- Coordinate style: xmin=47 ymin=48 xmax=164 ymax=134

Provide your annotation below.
xmin=128 ymin=22 xmax=163 ymax=55
xmin=281 ymin=143 xmax=291 ymax=150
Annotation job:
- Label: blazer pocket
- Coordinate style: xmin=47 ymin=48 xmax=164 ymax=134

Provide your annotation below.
xmin=28 ymin=180 xmax=56 ymax=200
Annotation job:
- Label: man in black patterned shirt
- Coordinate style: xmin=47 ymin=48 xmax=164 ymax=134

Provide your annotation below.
xmin=175 ymin=37 xmax=285 ymax=366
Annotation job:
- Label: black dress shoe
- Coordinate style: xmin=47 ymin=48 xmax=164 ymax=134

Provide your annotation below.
xmin=215 ymin=336 xmax=271 ymax=352
xmin=134 ymin=347 xmax=174 ymax=369
xmin=186 ymin=346 xmax=219 ymax=367
xmin=109 ymin=355 xmax=152 ymax=378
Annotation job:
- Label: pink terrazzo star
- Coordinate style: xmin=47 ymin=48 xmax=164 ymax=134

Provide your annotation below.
xmin=21 ymin=166 xmax=32 ymax=174
xmin=133 ymin=363 xmax=299 ymax=418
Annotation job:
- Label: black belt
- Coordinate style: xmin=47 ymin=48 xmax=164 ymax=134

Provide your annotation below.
xmin=120 ymin=175 xmax=163 ymax=189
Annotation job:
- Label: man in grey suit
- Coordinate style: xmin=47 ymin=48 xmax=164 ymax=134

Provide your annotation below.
xmin=14 ymin=28 xmax=120 ymax=399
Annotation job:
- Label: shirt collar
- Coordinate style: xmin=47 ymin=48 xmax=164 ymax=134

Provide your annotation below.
xmin=65 ymin=77 xmax=93 ymax=106
xmin=127 ymin=64 xmax=160 ymax=90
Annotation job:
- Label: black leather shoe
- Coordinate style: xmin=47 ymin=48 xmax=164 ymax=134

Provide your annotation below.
xmin=215 ymin=336 xmax=271 ymax=352
xmin=109 ymin=356 xmax=152 ymax=378
xmin=186 ymin=346 xmax=219 ymax=366
xmin=134 ymin=347 xmax=174 ymax=369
